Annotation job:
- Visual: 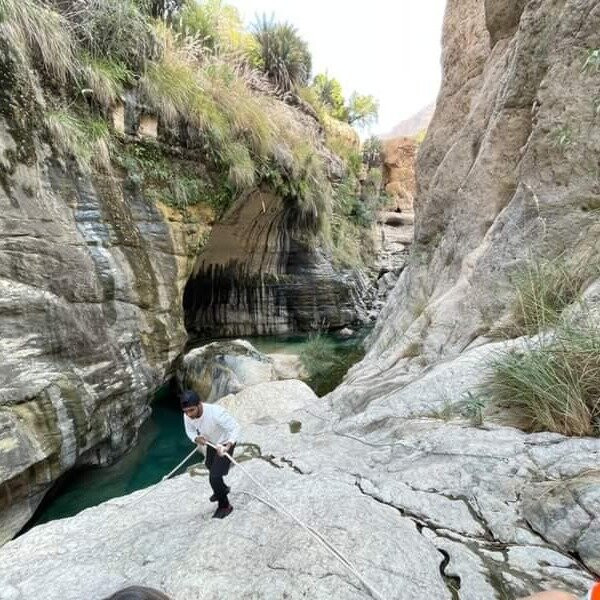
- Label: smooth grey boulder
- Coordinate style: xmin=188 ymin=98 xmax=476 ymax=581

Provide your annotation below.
xmin=179 ymin=340 xmax=278 ymax=403
xmin=179 ymin=339 xmax=307 ymax=403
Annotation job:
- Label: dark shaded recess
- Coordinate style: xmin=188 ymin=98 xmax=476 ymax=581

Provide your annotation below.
xmin=183 ymin=237 xmax=359 ymax=339
xmin=183 ymin=262 xmax=288 ymax=335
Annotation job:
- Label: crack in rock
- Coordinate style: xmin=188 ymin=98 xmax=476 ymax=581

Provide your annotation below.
xmin=438 ymin=548 xmax=461 ymax=600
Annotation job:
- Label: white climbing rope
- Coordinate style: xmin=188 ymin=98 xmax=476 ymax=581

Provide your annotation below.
xmin=106 ymin=440 xmax=386 ymax=600
xmin=108 ymin=446 xmax=200 ymax=507
xmin=202 ymin=441 xmax=387 ymax=600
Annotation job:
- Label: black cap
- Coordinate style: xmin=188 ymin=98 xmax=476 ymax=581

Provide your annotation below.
xmin=180 ymin=390 xmax=200 ymax=409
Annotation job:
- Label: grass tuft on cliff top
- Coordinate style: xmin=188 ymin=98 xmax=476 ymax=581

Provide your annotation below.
xmin=0 ymin=0 xmax=79 ymax=84
xmin=0 ymin=0 xmax=380 ymax=254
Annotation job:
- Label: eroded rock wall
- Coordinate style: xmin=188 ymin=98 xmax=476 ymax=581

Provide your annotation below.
xmin=363 ymin=0 xmax=600 ymax=373
xmin=381 ymin=136 xmax=417 ymax=212
xmin=183 ymin=188 xmax=370 ymax=337
xmin=0 ymin=46 xmax=209 ymax=541
xmin=325 ymin=0 xmax=600 ymax=588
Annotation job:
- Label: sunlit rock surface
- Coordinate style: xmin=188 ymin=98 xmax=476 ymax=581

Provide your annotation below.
xmin=179 ymin=339 xmax=306 ymax=403
xmin=1 ymin=374 xmax=597 ymax=599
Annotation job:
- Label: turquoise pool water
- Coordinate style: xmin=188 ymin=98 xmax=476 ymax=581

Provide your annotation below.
xmin=25 ymin=385 xmax=195 ymax=530
xmin=24 ymin=330 xmax=367 ymax=529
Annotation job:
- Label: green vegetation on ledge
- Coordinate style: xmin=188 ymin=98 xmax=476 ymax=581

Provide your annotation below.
xmin=300 ymin=332 xmax=366 ymax=397
xmin=0 ymin=0 xmax=382 ymax=266
xmin=485 ymin=319 xmax=600 ymax=437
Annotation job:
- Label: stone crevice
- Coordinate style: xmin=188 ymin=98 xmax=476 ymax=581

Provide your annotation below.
xmin=437 ymin=548 xmax=461 ymax=600
xmin=265 ymin=562 xmax=363 ymax=593
xmin=279 ymin=457 xmax=305 ymax=475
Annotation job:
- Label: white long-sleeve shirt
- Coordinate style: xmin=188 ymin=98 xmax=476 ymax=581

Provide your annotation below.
xmin=184 ymin=403 xmax=241 ymax=446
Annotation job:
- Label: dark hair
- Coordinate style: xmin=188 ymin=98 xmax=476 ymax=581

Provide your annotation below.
xmin=103 ymin=586 xmax=172 ymax=600
xmin=180 ymin=389 xmax=200 ymax=409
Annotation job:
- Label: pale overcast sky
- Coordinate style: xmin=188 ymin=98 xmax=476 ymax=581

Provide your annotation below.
xmin=229 ymin=0 xmax=447 ymax=135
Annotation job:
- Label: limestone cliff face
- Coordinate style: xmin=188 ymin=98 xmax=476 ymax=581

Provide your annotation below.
xmin=325 ymin=0 xmax=600 ymax=585
xmin=0 ymin=37 xmax=368 ymax=541
xmin=0 ymin=48 xmax=210 ymax=541
xmin=184 ymin=188 xmax=370 ymax=337
xmin=363 ymin=0 xmax=600 ymax=371
xmin=381 ymin=136 xmax=417 ymax=212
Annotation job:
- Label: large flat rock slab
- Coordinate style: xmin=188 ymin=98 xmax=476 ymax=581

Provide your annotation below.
xmin=2 ymin=372 xmax=597 ymax=600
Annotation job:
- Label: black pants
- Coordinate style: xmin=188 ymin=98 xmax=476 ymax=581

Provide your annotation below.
xmin=205 ymin=444 xmax=235 ymax=508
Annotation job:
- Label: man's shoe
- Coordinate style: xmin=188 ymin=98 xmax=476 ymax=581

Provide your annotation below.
xmin=212 ymin=505 xmax=233 ymax=519
xmin=209 ymin=486 xmax=230 ymax=502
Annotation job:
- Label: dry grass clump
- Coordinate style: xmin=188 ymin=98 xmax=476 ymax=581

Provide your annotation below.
xmin=0 ymin=0 xmax=79 ymax=84
xmin=81 ymin=56 xmax=134 ymax=108
xmin=506 ymin=255 xmax=597 ymax=337
xmin=485 ymin=320 xmax=600 ymax=437
xmin=44 ymin=109 xmax=112 ymax=172
xmin=483 ymin=252 xmax=600 ymax=437
xmin=68 ymin=0 xmax=156 ymax=70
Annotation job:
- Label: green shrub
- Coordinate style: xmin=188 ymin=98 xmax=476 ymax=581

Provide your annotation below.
xmin=297 ymin=85 xmax=326 ymax=121
xmin=361 ymin=167 xmax=383 ymax=205
xmin=330 ymin=175 xmax=376 ymax=266
xmin=346 ymin=92 xmax=378 ymax=129
xmin=484 ymin=321 xmax=600 ymax=436
xmin=582 ymin=48 xmax=600 ymax=73
xmin=309 ymin=74 xmax=379 ymax=131
xmin=362 ymin=136 xmax=382 ymax=169
xmin=300 ymin=333 xmax=364 ymax=396
xmin=140 ymin=42 xmax=231 ymax=139
xmin=280 ymin=144 xmax=332 ymax=235
xmin=200 ymin=60 xmax=277 ymax=158
xmin=311 ymin=73 xmax=347 ymax=121
xmin=114 ymin=139 xmax=237 ymax=212
xmin=414 ymin=128 xmax=427 ymax=144
xmin=176 ymin=0 xmax=249 ymax=55
xmin=250 ymin=15 xmax=311 ymax=92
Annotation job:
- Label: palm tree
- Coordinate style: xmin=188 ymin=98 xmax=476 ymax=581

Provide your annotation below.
xmin=251 ymin=15 xmax=311 ymax=92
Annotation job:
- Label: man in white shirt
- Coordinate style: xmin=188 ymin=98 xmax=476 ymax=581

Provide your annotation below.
xmin=181 ymin=389 xmax=241 ymax=519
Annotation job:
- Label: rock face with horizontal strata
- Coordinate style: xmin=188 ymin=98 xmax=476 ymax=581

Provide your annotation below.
xmin=0 ymin=42 xmax=210 ymax=542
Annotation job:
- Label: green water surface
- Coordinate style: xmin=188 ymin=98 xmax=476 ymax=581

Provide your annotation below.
xmin=25 ymin=331 xmax=367 ymax=529
xmin=26 ymin=385 xmax=195 ymax=529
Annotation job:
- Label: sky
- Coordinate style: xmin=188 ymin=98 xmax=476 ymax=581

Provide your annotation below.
xmin=228 ymin=0 xmax=447 ymax=136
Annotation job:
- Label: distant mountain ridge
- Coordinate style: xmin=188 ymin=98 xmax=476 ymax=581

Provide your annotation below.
xmin=381 ymin=102 xmax=435 ymax=139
